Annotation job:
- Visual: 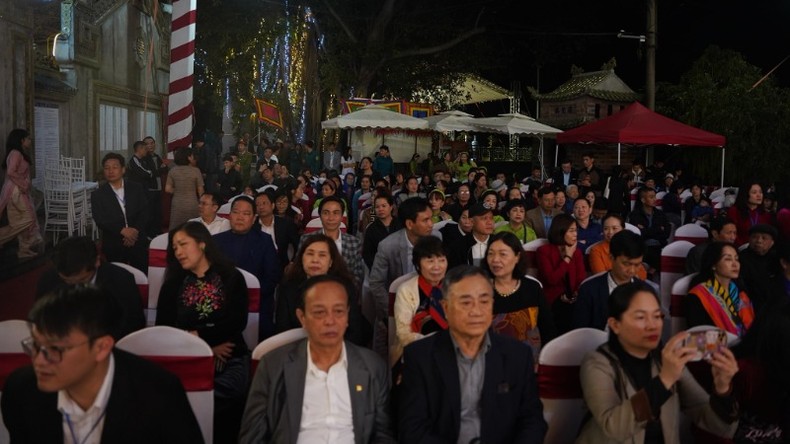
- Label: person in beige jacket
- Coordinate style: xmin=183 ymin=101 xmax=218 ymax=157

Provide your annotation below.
xmin=576 ymin=281 xmax=740 ymax=444
xmin=392 ymin=236 xmax=448 ymax=363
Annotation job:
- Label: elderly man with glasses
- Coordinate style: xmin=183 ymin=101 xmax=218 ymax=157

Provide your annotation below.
xmin=1 ymin=285 xmax=203 ymax=443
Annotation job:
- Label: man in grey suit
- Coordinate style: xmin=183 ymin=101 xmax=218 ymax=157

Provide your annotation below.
xmin=239 ymin=275 xmax=395 ymax=444
xmin=525 ymin=187 xmax=562 ymax=239
xmin=368 ymin=197 xmax=435 ymax=358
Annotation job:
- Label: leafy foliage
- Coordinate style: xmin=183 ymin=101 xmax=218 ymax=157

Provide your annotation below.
xmin=658 ymin=46 xmax=790 ymax=185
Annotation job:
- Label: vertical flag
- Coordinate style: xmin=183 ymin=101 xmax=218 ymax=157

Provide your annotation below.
xmin=166 ymin=0 xmax=197 ymax=151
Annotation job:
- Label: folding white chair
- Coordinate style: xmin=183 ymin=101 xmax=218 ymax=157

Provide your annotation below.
xmin=0 ymin=320 xmax=31 ymax=444
xmin=624 ymin=223 xmax=641 ymax=235
xmin=236 ymin=268 xmax=261 ymax=350
xmin=117 ymin=326 xmax=214 ymax=444
xmin=146 ymin=233 xmax=169 ymax=325
xmin=523 ymin=238 xmax=549 ymax=278
xmin=304 ymin=218 xmax=346 ymax=234
xmin=629 ymin=188 xmax=639 ymax=211
xmin=659 ymin=240 xmax=695 ymax=322
xmin=670 ymin=273 xmax=697 ymax=336
xmin=111 ymin=262 xmax=149 ymax=325
xmin=537 ymin=328 xmax=609 ymax=444
xmin=673 ymin=223 xmax=708 ymax=245
xmin=654 ymin=191 xmax=666 ymax=211
xmin=388 ymin=272 xmax=418 ymax=367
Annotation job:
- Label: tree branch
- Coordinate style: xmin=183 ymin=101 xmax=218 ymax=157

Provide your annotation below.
xmin=367 ymin=0 xmax=397 ymax=46
xmin=319 ymin=0 xmax=357 ymax=44
xmin=389 ymin=27 xmax=486 ymax=61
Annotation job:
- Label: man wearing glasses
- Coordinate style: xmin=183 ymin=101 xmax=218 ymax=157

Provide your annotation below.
xmin=1 ymin=285 xmax=203 ymax=443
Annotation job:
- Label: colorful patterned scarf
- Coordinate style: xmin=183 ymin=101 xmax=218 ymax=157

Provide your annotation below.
xmin=689 ymin=279 xmax=754 ymax=337
xmin=411 ymin=276 xmax=448 ymax=333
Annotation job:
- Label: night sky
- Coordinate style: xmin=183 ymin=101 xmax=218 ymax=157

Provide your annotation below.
xmin=479 ymin=0 xmax=790 ymax=114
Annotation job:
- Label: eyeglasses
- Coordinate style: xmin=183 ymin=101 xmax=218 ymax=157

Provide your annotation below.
xmin=21 ymin=337 xmax=90 ymax=364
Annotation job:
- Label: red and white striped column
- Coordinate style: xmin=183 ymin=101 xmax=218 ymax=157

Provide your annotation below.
xmin=166 ymin=0 xmax=197 ymax=151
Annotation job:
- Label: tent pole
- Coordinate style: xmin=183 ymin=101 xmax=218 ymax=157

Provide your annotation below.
xmin=554 ymin=140 xmax=558 ymax=168
xmin=617 ymin=143 xmax=621 ymax=165
xmin=719 ymin=147 xmax=726 ymax=188
xmin=539 ymin=136 xmax=545 ymax=179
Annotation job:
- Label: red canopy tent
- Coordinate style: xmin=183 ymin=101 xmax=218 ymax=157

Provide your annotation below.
xmin=557 ymin=102 xmax=727 ymax=185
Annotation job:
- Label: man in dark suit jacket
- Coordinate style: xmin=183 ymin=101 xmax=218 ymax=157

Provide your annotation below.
xmin=91 ymin=153 xmax=150 ymax=272
xmin=253 ymin=190 xmax=300 ymax=270
xmin=572 ymin=231 xmax=651 ymax=330
xmin=398 ymin=266 xmax=547 ymax=443
xmin=552 ymin=159 xmax=579 ymax=189
xmin=35 ymin=236 xmax=145 ymax=339
xmin=1 ymin=285 xmax=203 ymax=444
xmin=445 ymin=203 xmax=494 ymax=269
xmin=239 ymin=275 xmax=395 ymax=443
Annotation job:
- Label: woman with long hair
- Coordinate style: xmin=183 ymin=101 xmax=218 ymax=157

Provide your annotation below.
xmin=156 ymin=221 xmax=249 ymax=441
xmin=0 ymin=129 xmax=43 ymax=259
xmin=685 ymin=242 xmax=755 ymax=338
xmin=454 ymin=151 xmax=476 ymax=182
xmin=577 ymin=282 xmax=740 ymax=443
xmin=482 ymin=232 xmax=556 ymax=356
xmin=726 ymin=180 xmax=772 ymax=246
xmin=165 ymin=146 xmax=204 ymax=229
xmin=537 ymin=213 xmax=586 ymax=334
xmin=273 ymin=234 xmax=370 ymax=345
xmin=340 ymin=146 xmax=356 ymax=177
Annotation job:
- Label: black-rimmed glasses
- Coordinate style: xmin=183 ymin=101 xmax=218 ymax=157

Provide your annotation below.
xmin=21 ymin=337 xmax=90 ymax=364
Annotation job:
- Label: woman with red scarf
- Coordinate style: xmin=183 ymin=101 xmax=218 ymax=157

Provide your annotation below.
xmin=393 ymin=236 xmax=448 ymax=362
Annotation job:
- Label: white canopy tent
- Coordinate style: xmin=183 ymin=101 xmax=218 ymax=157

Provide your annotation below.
xmin=321 ymin=104 xmax=429 ymax=130
xmin=425 ymin=110 xmax=477 ymax=132
xmin=468 ymin=113 xmax=562 ymax=176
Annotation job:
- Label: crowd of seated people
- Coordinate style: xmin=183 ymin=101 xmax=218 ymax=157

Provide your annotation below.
xmin=6 ymin=140 xmax=790 ymax=443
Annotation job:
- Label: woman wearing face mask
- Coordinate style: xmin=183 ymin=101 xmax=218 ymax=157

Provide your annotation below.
xmin=273 ymin=234 xmax=370 ymax=345
xmin=577 ymin=282 xmax=740 ymax=444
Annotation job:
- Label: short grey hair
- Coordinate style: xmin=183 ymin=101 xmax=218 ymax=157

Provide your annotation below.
xmin=442 ymin=265 xmax=491 ymax=300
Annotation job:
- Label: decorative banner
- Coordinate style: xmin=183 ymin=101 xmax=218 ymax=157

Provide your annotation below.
xmin=255 ymin=99 xmax=284 ymax=129
xmin=166 ymin=0 xmax=197 ymax=151
xmin=407 ymin=103 xmax=432 ymax=118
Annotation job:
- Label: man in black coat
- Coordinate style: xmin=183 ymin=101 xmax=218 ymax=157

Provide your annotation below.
xmin=398 ymin=266 xmax=547 ymax=443
xmin=91 ymin=153 xmax=150 ymax=272
xmin=252 ymin=190 xmax=300 ymax=270
xmin=1 ymin=286 xmax=203 ymax=444
xmin=35 ymin=236 xmax=145 ymax=340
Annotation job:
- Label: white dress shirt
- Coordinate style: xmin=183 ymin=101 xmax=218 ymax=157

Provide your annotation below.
xmin=297 ymin=343 xmax=355 ymax=444
xmin=58 ymin=354 xmax=115 ymax=444
xmin=471 ymin=234 xmax=490 ymax=267
xmin=189 ymin=216 xmax=230 ymax=235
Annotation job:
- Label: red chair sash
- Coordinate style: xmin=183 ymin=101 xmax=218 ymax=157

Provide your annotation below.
xmin=0 ymin=353 xmax=30 ymax=389
xmin=660 ymin=256 xmax=686 ymax=273
xmin=149 ymin=249 xmax=168 ymax=268
xmin=138 ymin=284 xmax=149 ymax=308
xmin=142 ymin=355 xmax=214 ymax=391
xmin=670 ymin=293 xmax=685 ymax=316
xmin=248 ymin=288 xmax=260 ymax=312
xmin=538 ymin=364 xmax=582 ymax=399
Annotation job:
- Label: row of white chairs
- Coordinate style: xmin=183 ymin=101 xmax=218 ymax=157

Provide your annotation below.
xmin=42 ymin=156 xmax=99 ymax=244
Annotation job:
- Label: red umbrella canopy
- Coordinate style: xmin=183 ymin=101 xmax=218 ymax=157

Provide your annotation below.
xmin=557 ymin=102 xmax=725 ymax=147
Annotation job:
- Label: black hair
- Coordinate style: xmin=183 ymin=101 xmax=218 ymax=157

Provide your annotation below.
xmin=481 ymin=232 xmax=525 ymax=279
xmin=30 ymin=285 xmax=122 ymax=341
xmin=173 ymin=146 xmax=193 ymax=166
xmin=609 ymin=230 xmax=646 ymax=259
xmin=608 ymin=281 xmax=661 ymax=321
xmin=398 ymin=197 xmax=431 ymax=225
xmin=411 ymin=235 xmax=447 ymax=272
xmin=709 ymin=217 xmax=735 ymax=239
xmin=164 ymin=221 xmax=234 ymax=282
xmin=318 ymin=194 xmax=346 ymax=214
xmin=602 ymin=213 xmax=625 ymax=228
xmin=297 ymin=274 xmax=350 ymax=311
xmin=692 ymin=241 xmax=739 ymax=288
xmin=254 ymin=189 xmax=276 ymax=205
xmin=547 ymin=213 xmax=576 ymax=246
xmin=734 ymin=180 xmax=764 ymax=218
xmin=442 ymin=265 xmax=492 ymax=301
xmin=231 ymin=195 xmax=255 ymax=212
xmin=537 ymin=187 xmax=555 ymax=199
xmin=101 ymin=152 xmax=126 ymax=168
xmin=52 ymin=236 xmax=99 ymax=277
xmin=222 ymin=154 xmax=234 ymax=162
xmin=201 ymin=192 xmax=222 ymax=206
xmin=4 ymin=129 xmax=32 ymax=169
xmin=133 ymin=140 xmax=146 ymax=152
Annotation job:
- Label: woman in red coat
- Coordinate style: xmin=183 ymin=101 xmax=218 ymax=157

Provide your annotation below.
xmin=537 ymin=213 xmax=586 ymax=334
xmin=726 ymin=181 xmax=772 ymax=247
